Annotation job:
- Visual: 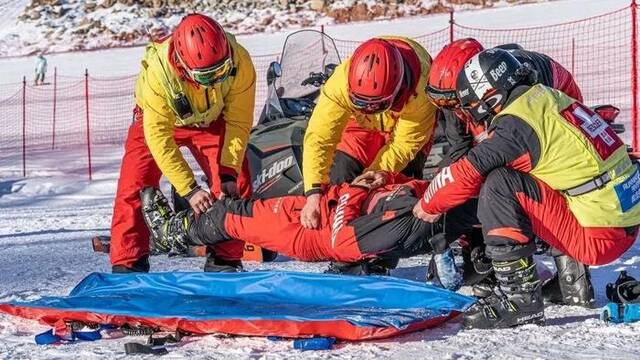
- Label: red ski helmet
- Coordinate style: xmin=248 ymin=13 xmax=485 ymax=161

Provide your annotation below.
xmin=347 ymin=39 xmax=405 ymax=114
xmin=427 ymin=38 xmax=484 ymax=109
xmin=173 ymin=14 xmax=233 ymax=85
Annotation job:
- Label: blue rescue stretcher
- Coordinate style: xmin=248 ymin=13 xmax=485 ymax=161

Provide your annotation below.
xmin=0 ymin=271 xmax=475 ymax=342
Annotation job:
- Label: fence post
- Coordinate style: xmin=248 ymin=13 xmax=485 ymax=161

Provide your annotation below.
xmin=631 ymin=0 xmax=638 ymax=151
xmin=52 ymin=66 xmax=57 ymax=150
xmin=22 ymin=76 xmax=26 ymax=177
xmin=84 ymin=69 xmax=93 ymax=180
xmin=571 ymin=38 xmax=575 ymax=76
xmin=449 ymin=9 xmax=454 ymax=43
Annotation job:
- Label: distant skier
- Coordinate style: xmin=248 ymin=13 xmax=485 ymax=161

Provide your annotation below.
xmin=300 ymin=36 xmax=438 ymax=274
xmin=34 ymin=53 xmax=47 ymax=86
xmin=426 ymin=38 xmax=595 ymax=308
xmin=415 ymin=49 xmax=640 ymax=329
xmin=140 ymin=170 xmax=476 ymax=287
xmin=109 ymin=13 xmax=256 ymax=273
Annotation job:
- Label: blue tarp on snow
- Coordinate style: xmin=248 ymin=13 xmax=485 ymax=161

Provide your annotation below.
xmin=0 ymin=271 xmax=475 ymax=340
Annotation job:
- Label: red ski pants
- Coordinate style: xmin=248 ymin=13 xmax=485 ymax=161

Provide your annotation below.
xmin=110 ymin=108 xmax=249 ymax=267
xmin=335 ymin=119 xmax=388 ymax=169
xmin=478 ymin=168 xmax=638 ymax=265
xmin=331 ymin=119 xmax=430 ymax=183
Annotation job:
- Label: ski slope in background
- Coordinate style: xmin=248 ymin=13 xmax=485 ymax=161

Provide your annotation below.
xmin=1 ymin=0 xmax=640 ymax=358
xmin=0 ymin=0 xmax=631 ymax=82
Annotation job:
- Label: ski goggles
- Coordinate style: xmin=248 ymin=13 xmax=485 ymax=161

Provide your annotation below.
xmin=181 ymin=56 xmax=234 ymax=86
xmin=426 ymin=85 xmax=460 ymax=109
xmin=350 ymin=94 xmax=394 ymax=114
xmin=349 ymin=75 xmax=403 ymax=114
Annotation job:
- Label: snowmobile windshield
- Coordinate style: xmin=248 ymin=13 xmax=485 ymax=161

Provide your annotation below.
xmin=276 ymin=30 xmax=341 ymax=99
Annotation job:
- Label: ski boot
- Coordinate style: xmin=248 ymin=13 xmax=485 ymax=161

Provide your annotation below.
xmin=112 ymin=255 xmax=150 ymax=273
xmin=325 ymin=257 xmax=399 ymax=276
xmin=140 ymin=187 xmax=191 ymax=256
xmin=464 ymin=256 xmax=545 ymax=329
xmin=454 ymin=242 xmax=495 ymax=298
xmin=606 ymin=271 xmax=640 ymax=304
xmin=542 ymin=254 xmax=595 ymax=308
xmin=204 ymin=254 xmax=244 ymax=273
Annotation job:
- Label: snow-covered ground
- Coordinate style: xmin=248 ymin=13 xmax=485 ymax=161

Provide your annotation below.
xmin=1 ymin=0 xmax=640 ymax=358
xmin=0 ymin=0 xmax=631 ymax=82
xmin=0 ymin=1 xmax=556 ymax=57
xmin=1 ymin=145 xmax=640 ymax=359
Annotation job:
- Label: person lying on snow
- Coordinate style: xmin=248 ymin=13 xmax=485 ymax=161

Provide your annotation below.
xmin=413 ymin=48 xmax=640 ymax=330
xmin=426 ymin=38 xmax=593 ymax=308
xmin=140 ymin=171 xmax=478 ymax=289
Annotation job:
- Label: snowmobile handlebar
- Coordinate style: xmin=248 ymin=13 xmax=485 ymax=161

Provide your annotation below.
xmin=300 ymin=72 xmax=330 ymax=88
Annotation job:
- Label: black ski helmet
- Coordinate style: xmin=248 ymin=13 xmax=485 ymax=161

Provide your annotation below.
xmin=456 ymin=48 xmax=531 ymax=124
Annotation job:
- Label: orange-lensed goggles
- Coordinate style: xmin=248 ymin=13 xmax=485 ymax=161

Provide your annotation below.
xmin=426 ymin=85 xmax=460 ymax=109
xmin=349 ymin=92 xmax=395 ymax=114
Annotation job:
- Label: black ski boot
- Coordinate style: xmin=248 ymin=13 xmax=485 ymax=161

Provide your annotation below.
xmin=542 ymin=254 xmax=595 ymax=308
xmin=203 ymin=254 xmax=244 ymax=273
xmin=464 ymin=256 xmax=545 ymax=329
xmin=112 ymin=255 xmax=150 ymax=273
xmin=325 ymin=258 xmax=398 ymax=276
xmin=140 ymin=187 xmax=191 ymax=256
xmin=454 ymin=243 xmax=496 ymax=298
xmin=471 ymin=275 xmax=498 ymax=298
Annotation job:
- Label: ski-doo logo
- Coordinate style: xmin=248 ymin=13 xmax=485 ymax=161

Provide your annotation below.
xmin=331 ymin=194 xmax=350 ymax=248
xmin=423 ymin=166 xmax=454 ymax=203
xmin=253 ymin=156 xmax=294 ymax=189
xmin=490 ymin=61 xmax=508 ymax=81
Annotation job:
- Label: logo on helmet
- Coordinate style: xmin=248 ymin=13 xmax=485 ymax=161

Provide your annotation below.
xmin=470 ymin=70 xmax=480 ymax=81
xmin=490 ymin=61 xmax=508 ymax=81
xmin=458 ymin=88 xmax=470 ymax=98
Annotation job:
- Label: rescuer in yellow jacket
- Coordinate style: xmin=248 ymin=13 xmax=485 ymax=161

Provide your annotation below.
xmin=300 ymin=37 xmax=438 ymax=235
xmin=110 ymin=14 xmax=255 ymax=273
xmin=415 ymin=49 xmax=640 ymax=330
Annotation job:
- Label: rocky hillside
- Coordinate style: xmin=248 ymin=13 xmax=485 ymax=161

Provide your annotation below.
xmin=1 ymin=0 xmax=549 ymax=56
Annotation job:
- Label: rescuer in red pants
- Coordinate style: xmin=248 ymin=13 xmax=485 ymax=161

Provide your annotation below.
xmin=110 ymin=14 xmax=256 ymax=273
xmin=426 ymin=38 xmax=593 ymax=308
xmin=415 ymin=49 xmax=640 ymax=329
xmin=140 ymin=172 xmax=478 ymax=270
xmin=111 ymin=108 xmax=252 ymax=272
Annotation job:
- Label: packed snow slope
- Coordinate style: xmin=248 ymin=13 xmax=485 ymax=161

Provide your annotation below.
xmin=1 ymin=145 xmax=640 ymax=359
xmin=1 ymin=0 xmax=640 ymax=358
xmin=0 ymin=0 xmax=630 ymax=82
xmin=0 ymin=0 xmax=552 ymax=57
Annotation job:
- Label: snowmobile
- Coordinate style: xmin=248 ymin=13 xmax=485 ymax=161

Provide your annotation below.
xmin=245 ymin=29 xmax=341 ymax=199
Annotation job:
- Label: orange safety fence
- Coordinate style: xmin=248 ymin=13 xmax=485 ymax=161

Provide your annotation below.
xmin=0 ymin=2 xmax=638 ymax=179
